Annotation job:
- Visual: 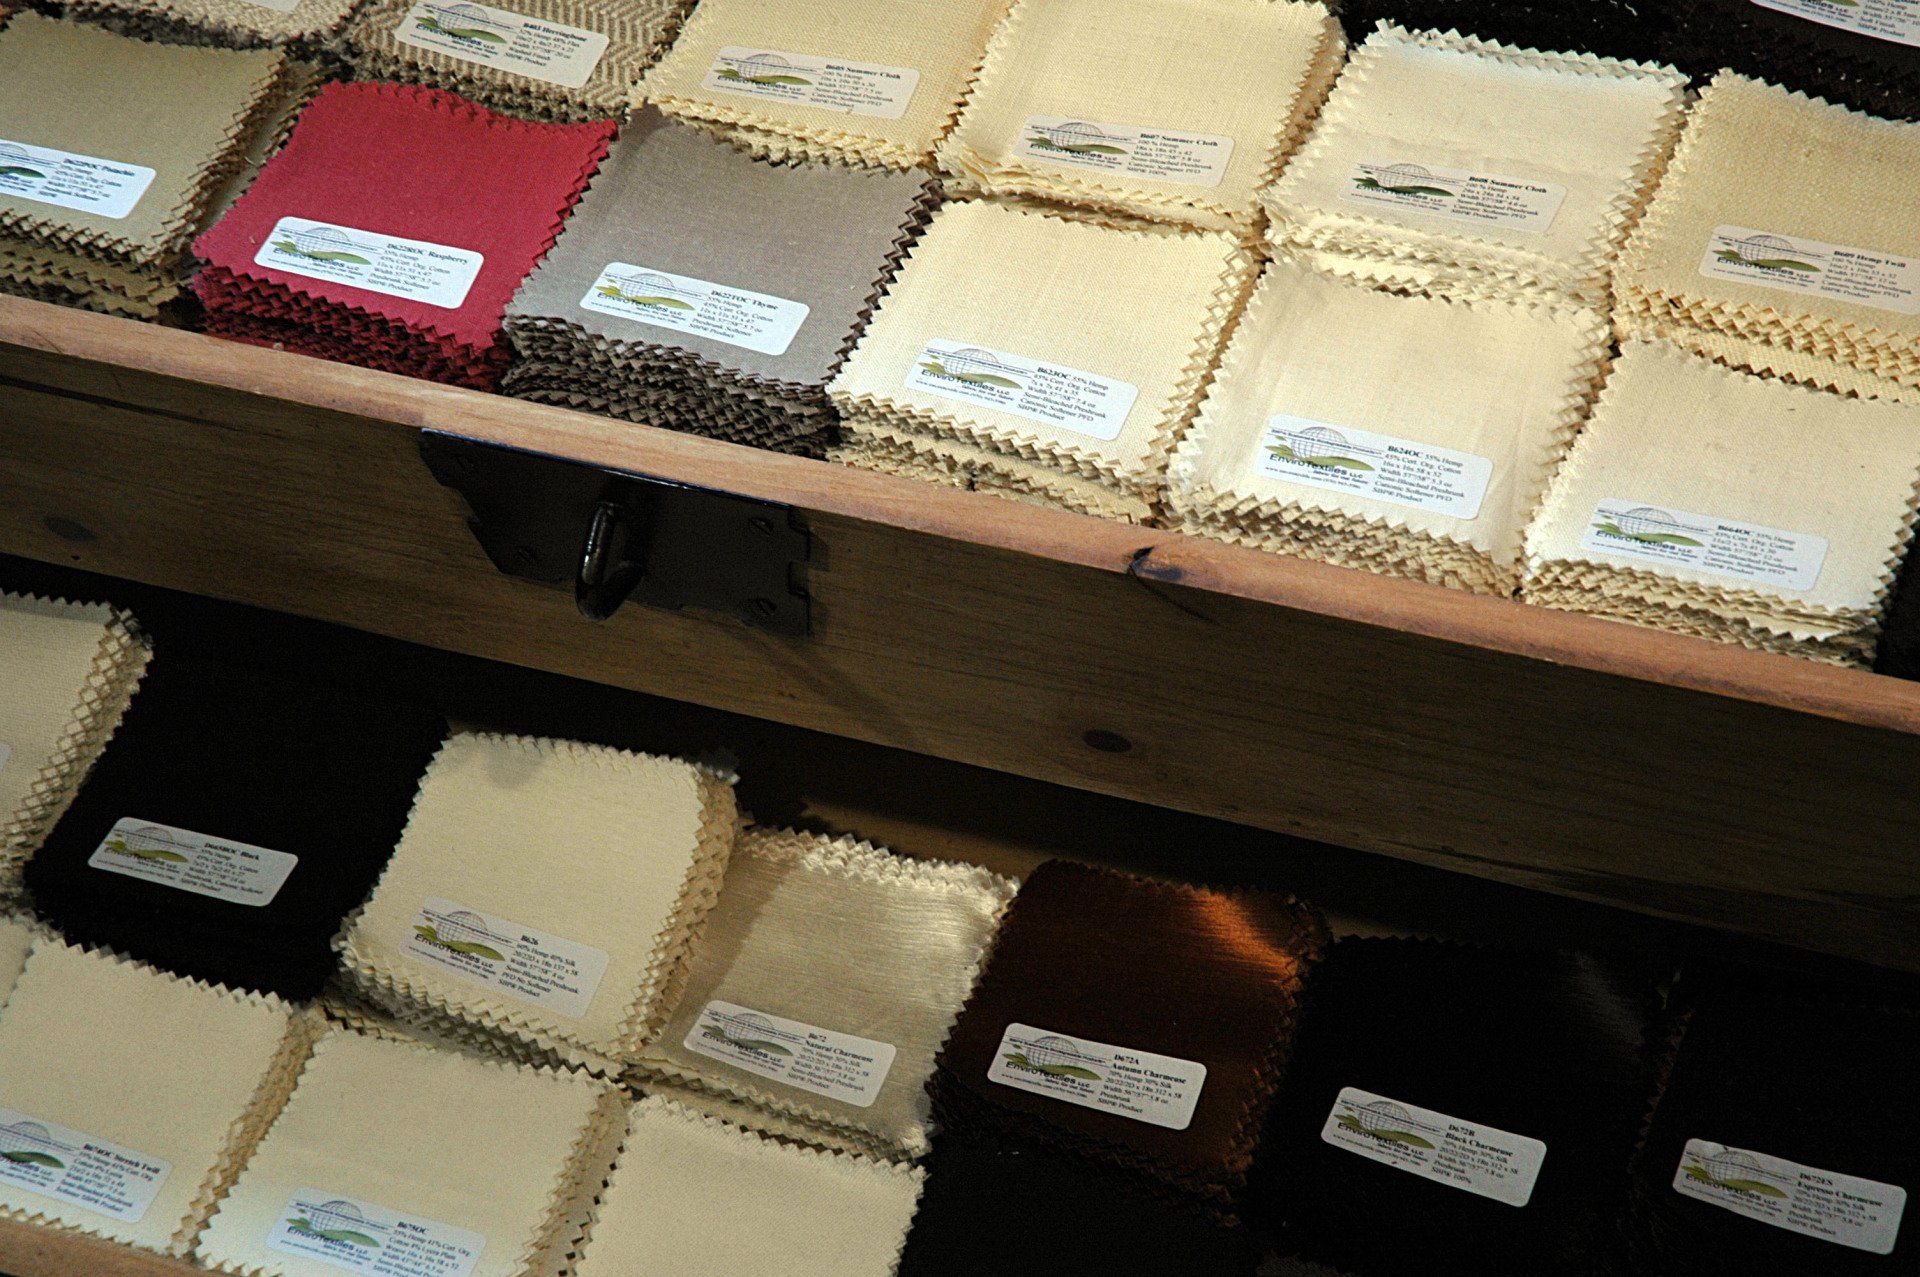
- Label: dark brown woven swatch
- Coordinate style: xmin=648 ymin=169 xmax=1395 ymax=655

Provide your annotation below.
xmin=1663 ymin=0 xmax=1920 ymax=121
xmin=1336 ymin=0 xmax=1671 ymax=64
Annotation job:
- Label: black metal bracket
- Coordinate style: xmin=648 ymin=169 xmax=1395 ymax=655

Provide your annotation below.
xmin=419 ymin=431 xmax=811 ymax=636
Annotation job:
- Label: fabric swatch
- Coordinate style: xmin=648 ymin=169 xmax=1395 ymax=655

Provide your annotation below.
xmin=1879 ymin=540 xmax=1920 ymax=680
xmin=1662 ymin=0 xmax=1920 ymax=123
xmin=60 ymin=0 xmax=361 ymax=50
xmin=1336 ymin=0 xmax=1670 ymax=64
xmin=0 ymin=914 xmax=33 ymax=1008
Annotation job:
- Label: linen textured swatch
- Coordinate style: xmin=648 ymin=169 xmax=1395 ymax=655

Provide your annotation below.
xmin=1662 ymin=0 xmax=1920 ymax=123
xmin=60 ymin=0 xmax=362 ymax=50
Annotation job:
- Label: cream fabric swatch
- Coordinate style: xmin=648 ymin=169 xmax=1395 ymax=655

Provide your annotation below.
xmin=0 ymin=915 xmax=34 ymax=1009
xmin=937 ymin=0 xmax=1344 ymax=233
xmin=634 ymin=828 xmax=1015 ymax=1157
xmin=0 ymin=939 xmax=317 ymax=1257
xmin=574 ymin=1096 xmax=925 ymax=1277
xmin=340 ymin=733 xmax=737 ymax=1073
xmin=196 ymin=1029 xmax=626 ymax=1277
xmin=1616 ymin=308 xmax=1920 ymax=407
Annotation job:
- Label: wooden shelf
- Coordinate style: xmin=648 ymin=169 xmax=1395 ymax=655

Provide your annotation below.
xmin=6 ymin=293 xmax=1920 ymax=967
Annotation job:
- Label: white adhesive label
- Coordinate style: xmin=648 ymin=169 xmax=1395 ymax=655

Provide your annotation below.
xmin=1584 ymin=499 xmax=1828 ymax=592
xmin=1322 ymin=1087 xmax=1546 ymax=1207
xmin=0 ymin=140 xmax=155 ymax=220
xmin=396 ymin=2 xmax=609 ymax=89
xmin=1258 ymin=415 xmax=1492 ymax=519
xmin=1343 ymin=159 xmax=1566 ymax=234
xmin=1016 ymin=116 xmax=1233 ymax=188
xmin=405 ymin=899 xmax=609 ymax=1019
xmin=986 ymin=1023 xmax=1206 ymax=1131
xmin=1675 ymin=1140 xmax=1906 ymax=1254
xmin=908 ymin=339 xmax=1139 ymax=441
xmin=685 ymin=1000 xmax=896 ymax=1107
xmin=580 ymin=263 xmax=810 ymax=356
xmin=88 ymin=818 xmax=299 ymax=907
xmin=0 ymin=1109 xmax=170 ymax=1223
xmin=705 ymin=46 xmax=918 ymax=119
xmin=255 ymin=217 xmax=483 ymax=309
xmin=1751 ymin=0 xmax=1920 ymax=45
xmin=1701 ymin=225 xmax=1920 ymax=314
xmin=269 ymin=1189 xmax=486 ymax=1277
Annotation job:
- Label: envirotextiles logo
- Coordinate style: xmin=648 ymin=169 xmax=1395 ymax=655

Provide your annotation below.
xmin=699 ymin=1010 xmax=794 ymax=1058
xmin=101 ymin=824 xmax=192 ymax=865
xmin=918 ymin=346 xmax=1025 ymax=390
xmin=1713 ymin=233 xmax=1824 ymax=275
xmin=1025 ymin=122 xmax=1129 ymax=158
xmin=289 ymin=1199 xmax=388 ymax=1248
xmin=0 ymin=142 xmax=47 ymax=182
xmin=1003 ymin=1035 xmax=1103 ymax=1081
xmin=415 ymin=2 xmax=511 ymax=44
xmin=270 ymin=225 xmax=375 ymax=266
xmin=594 ymin=270 xmax=700 ymax=312
xmin=1334 ymin=1099 xmax=1440 ymax=1150
xmin=0 ymin=1120 xmax=72 ymax=1170
xmin=1682 ymin=1149 xmax=1793 ymax=1199
xmin=1355 ymin=162 xmax=1456 ymax=198
xmin=1591 ymin=506 xmax=1707 ymax=548
xmin=1266 ymin=424 xmax=1377 ymax=473
xmin=716 ymin=52 xmax=812 ymax=85
xmin=415 ymin=908 xmax=507 ymax=961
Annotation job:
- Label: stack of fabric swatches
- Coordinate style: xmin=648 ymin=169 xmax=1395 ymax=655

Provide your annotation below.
xmin=1613 ymin=73 xmax=1920 ymax=404
xmin=1260 ymin=23 xmax=1688 ymax=309
xmin=828 ymin=199 xmax=1258 ymax=522
xmin=1333 ymin=0 xmax=1670 ymax=65
xmin=1167 ymin=261 xmax=1610 ymax=595
xmin=501 ymin=109 xmax=937 ymax=458
xmin=60 ymin=0 xmax=362 ymax=51
xmin=191 ymin=80 xmax=614 ymax=390
xmin=0 ymin=14 xmax=289 ymax=318
xmin=936 ymin=0 xmax=1345 ymax=235
xmin=1661 ymin=0 xmax=1920 ymax=123
xmin=1521 ymin=341 xmax=1920 ymax=666
xmin=633 ymin=0 xmax=1012 ymax=168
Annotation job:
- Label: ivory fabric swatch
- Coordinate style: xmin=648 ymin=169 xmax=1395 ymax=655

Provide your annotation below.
xmin=1663 ymin=0 xmax=1920 ymax=123
xmin=1261 ymin=24 xmax=1688 ymax=308
xmin=573 ymin=1096 xmax=926 ymax=1277
xmin=1521 ymin=341 xmax=1920 ymax=665
xmin=633 ymin=0 xmax=1013 ymax=168
xmin=634 ymin=827 xmax=1015 ymax=1158
xmin=60 ymin=0 xmax=362 ymax=50
xmin=196 ymin=1029 xmax=626 ymax=1277
xmin=0 ymin=938 xmax=320 ymax=1258
xmin=1168 ymin=260 xmax=1610 ymax=595
xmin=339 ymin=732 xmax=739 ymax=1074
xmin=828 ymin=198 xmax=1258 ymax=523
xmin=937 ymin=0 xmax=1345 ymax=234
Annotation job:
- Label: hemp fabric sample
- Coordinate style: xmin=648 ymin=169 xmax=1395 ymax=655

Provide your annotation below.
xmin=0 ymin=938 xmax=320 ymax=1257
xmin=1253 ymin=940 xmax=1659 ymax=1277
xmin=1662 ymin=0 xmax=1920 ymax=123
xmin=1521 ymin=341 xmax=1920 ymax=665
xmin=1168 ymin=260 xmax=1610 ymax=595
xmin=634 ymin=0 xmax=1011 ymax=168
xmin=25 ymin=650 xmax=446 ymax=1001
xmin=573 ymin=1096 xmax=925 ymax=1277
xmin=1261 ymin=24 xmax=1688 ymax=307
xmin=61 ymin=0 xmax=361 ymax=50
xmin=829 ymin=198 xmax=1258 ymax=523
xmin=339 ymin=732 xmax=739 ymax=1074
xmin=937 ymin=0 xmax=1345 ymax=233
xmin=931 ymin=860 xmax=1327 ymax=1216
xmin=196 ymin=1029 xmax=627 ymax=1277
xmin=635 ymin=827 xmax=1015 ymax=1157
xmin=1336 ymin=0 xmax=1671 ymax=64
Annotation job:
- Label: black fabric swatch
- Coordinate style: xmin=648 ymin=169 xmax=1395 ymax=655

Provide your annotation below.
xmin=1662 ymin=0 xmax=1920 ymax=121
xmin=24 ymin=649 xmax=445 ymax=1001
xmin=1875 ymin=540 xmax=1920 ymax=680
xmin=1252 ymin=940 xmax=1659 ymax=1277
xmin=896 ymin=1131 xmax=1265 ymax=1277
xmin=1336 ymin=0 xmax=1672 ymax=65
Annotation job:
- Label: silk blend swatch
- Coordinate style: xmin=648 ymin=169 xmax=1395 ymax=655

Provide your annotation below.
xmin=1662 ymin=0 xmax=1920 ymax=123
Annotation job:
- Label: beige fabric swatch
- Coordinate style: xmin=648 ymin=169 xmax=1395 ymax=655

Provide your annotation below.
xmin=0 ymin=915 xmax=34 ymax=1009
xmin=574 ymin=1096 xmax=925 ymax=1277
xmin=61 ymin=0 xmax=363 ymax=49
xmin=832 ymin=419 xmax=1159 ymax=522
xmin=1615 ymin=308 xmax=1920 ymax=407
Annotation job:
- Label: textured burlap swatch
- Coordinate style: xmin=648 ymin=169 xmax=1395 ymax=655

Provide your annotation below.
xmin=1521 ymin=340 xmax=1920 ymax=665
xmin=0 ymin=592 xmax=150 ymax=899
xmin=0 ymin=938 xmax=322 ymax=1258
xmin=1615 ymin=74 xmax=1920 ymax=398
xmin=339 ymin=732 xmax=739 ymax=1074
xmin=502 ymin=108 xmax=937 ymax=457
xmin=60 ymin=0 xmax=361 ymax=50
xmin=828 ymin=198 xmax=1258 ymax=523
xmin=1336 ymin=0 xmax=1670 ymax=64
xmin=1662 ymin=0 xmax=1920 ymax=123
xmin=633 ymin=0 xmax=1012 ymax=168
xmin=634 ymin=827 xmax=1014 ymax=1158
xmin=936 ymin=0 xmax=1344 ymax=234
xmin=1168 ymin=260 xmax=1610 ymax=595
xmin=1262 ymin=23 xmax=1687 ymax=308
xmin=196 ymin=1028 xmax=626 ymax=1277
xmin=574 ymin=1096 xmax=925 ymax=1277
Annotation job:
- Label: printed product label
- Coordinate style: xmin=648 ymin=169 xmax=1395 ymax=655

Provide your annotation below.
xmin=907 ymin=339 xmax=1139 ymax=441
xmin=1322 ymin=1087 xmax=1546 ymax=1207
xmin=579 ymin=263 xmax=810 ymax=356
xmin=1674 ymin=1140 xmax=1906 ymax=1254
xmin=1016 ymin=116 xmax=1233 ymax=188
xmin=0 ymin=140 xmax=155 ymax=220
xmin=704 ymin=46 xmax=918 ymax=119
xmin=405 ymin=899 xmax=609 ymax=1019
xmin=1751 ymin=0 xmax=1920 ymax=46
xmin=1258 ymin=415 xmax=1492 ymax=519
xmin=255 ymin=217 xmax=483 ymax=310
xmin=1583 ymin=499 xmax=1828 ymax=592
xmin=1701 ymin=225 xmax=1920 ymax=314
xmin=986 ymin=1023 xmax=1206 ymax=1131
xmin=1343 ymin=159 xmax=1566 ymax=234
xmin=268 ymin=1189 xmax=486 ymax=1277
xmin=684 ymin=1000 xmax=896 ymax=1107
xmin=0 ymin=1108 xmax=170 ymax=1223
xmin=88 ymin=818 xmax=299 ymax=907
xmin=395 ymin=1 xmax=610 ymax=89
